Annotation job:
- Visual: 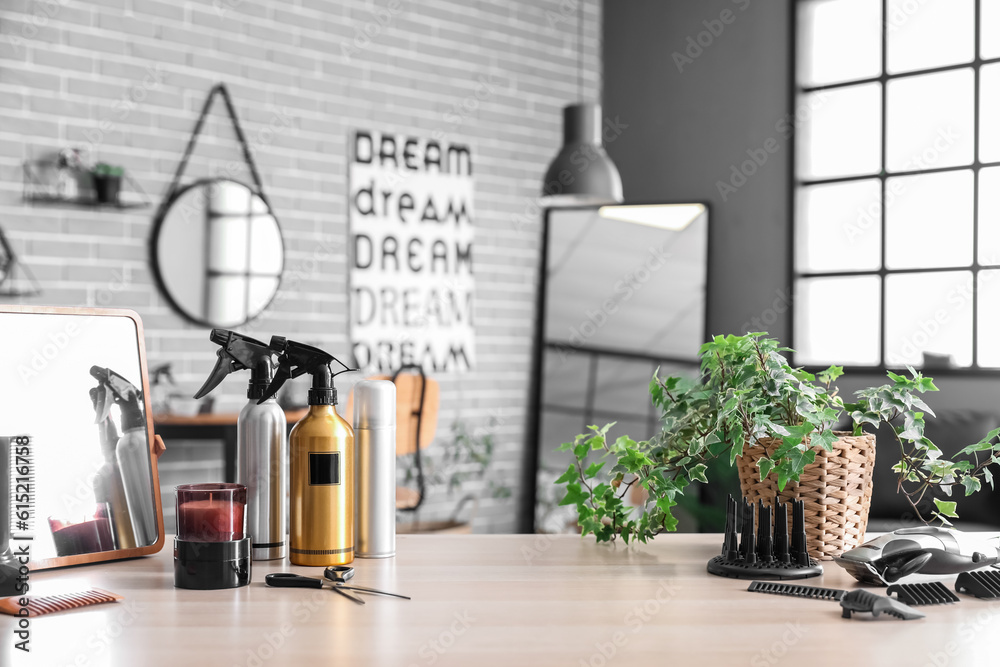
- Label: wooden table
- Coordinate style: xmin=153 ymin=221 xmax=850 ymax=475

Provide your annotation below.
xmin=8 ymin=534 xmax=1000 ymax=666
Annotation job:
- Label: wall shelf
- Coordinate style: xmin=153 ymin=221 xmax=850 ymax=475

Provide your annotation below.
xmin=23 ymin=194 xmax=150 ymax=210
xmin=22 ymin=158 xmax=150 ymax=212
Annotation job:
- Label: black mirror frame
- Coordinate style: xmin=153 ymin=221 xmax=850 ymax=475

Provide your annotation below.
xmin=149 ymin=176 xmax=286 ymax=328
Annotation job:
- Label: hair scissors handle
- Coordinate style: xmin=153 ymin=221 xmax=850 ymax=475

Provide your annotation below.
xmin=265 ymin=573 xmax=324 ymax=589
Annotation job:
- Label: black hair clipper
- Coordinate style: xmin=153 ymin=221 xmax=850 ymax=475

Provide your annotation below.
xmin=834 ymin=526 xmax=1000 ymax=586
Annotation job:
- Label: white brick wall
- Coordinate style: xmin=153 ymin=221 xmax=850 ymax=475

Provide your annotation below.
xmin=0 ymin=0 xmax=601 ymax=532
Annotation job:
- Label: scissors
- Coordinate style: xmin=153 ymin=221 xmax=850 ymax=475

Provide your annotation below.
xmin=264 ymin=566 xmax=411 ymax=605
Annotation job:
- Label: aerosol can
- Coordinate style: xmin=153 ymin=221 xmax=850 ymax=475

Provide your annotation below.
xmin=90 ymin=366 xmax=157 ymax=548
xmin=354 ymin=380 xmax=396 ymax=558
xmin=258 ymin=337 xmax=355 ymax=567
xmin=194 ymin=330 xmax=287 ymax=561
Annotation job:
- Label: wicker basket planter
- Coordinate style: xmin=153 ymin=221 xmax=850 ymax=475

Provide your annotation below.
xmin=736 ymin=432 xmax=876 ymax=560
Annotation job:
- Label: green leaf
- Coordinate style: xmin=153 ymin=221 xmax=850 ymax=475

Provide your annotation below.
xmin=933 ymin=498 xmax=959 ymax=518
xmin=818 ymin=365 xmax=844 ymax=385
xmin=962 ymin=476 xmax=982 ymax=496
xmin=559 ymin=483 xmax=588 ymax=506
xmin=757 ymin=457 xmax=774 ymax=481
xmin=777 ymin=467 xmax=790 ymax=492
xmin=688 ymin=463 xmax=708 ymax=484
xmin=612 ymin=435 xmax=637 ymax=452
xmin=958 ymin=439 xmax=996 ymax=456
xmin=554 ymin=464 xmax=579 ymax=485
xmin=584 ymin=461 xmax=605 ymax=479
xmin=811 ymin=429 xmax=836 ymax=453
xmin=655 ymin=496 xmax=677 ymax=514
xmin=986 ymin=468 xmax=995 ymax=490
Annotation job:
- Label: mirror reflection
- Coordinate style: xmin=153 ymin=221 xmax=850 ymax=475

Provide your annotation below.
xmin=0 ymin=313 xmax=159 ymax=560
xmin=153 ymin=179 xmax=284 ymax=328
xmin=535 ymin=204 xmax=708 ymax=533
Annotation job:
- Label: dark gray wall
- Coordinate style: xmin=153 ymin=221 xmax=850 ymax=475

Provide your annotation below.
xmin=604 ymin=0 xmax=793 ymax=341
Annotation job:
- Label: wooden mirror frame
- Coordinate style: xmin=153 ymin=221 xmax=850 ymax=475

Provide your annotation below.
xmin=0 ymin=305 xmax=166 ymax=569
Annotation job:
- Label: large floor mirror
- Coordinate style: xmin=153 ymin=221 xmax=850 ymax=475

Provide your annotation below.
xmin=522 ymin=203 xmax=709 ymax=533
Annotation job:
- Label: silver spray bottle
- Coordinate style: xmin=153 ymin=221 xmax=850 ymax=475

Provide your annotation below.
xmin=90 ymin=366 xmax=157 ymax=548
xmin=194 ymin=330 xmax=287 ymax=561
xmin=354 ymin=380 xmax=396 ymax=558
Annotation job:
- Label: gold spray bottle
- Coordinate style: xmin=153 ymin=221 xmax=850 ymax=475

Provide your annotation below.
xmin=258 ymin=337 xmax=356 ymax=566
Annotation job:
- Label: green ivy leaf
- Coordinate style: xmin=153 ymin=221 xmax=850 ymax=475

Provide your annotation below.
xmin=688 ymin=463 xmax=708 ymax=483
xmin=933 ymin=498 xmax=959 ymax=518
xmin=811 ymin=430 xmax=836 ymax=453
xmin=584 ymin=461 xmax=605 ymax=479
xmin=962 ymin=476 xmax=982 ymax=496
xmin=758 ymin=457 xmax=774 ymax=481
xmin=559 ymin=483 xmax=587 ymax=507
xmin=554 ymin=464 xmax=579 ymax=485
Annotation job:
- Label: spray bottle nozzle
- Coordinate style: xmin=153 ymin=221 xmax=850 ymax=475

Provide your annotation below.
xmin=194 ymin=329 xmax=277 ymax=400
xmin=90 ymin=366 xmax=144 ymax=431
xmin=257 ymin=337 xmax=355 ymax=406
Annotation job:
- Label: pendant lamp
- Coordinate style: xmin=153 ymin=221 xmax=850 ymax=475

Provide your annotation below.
xmin=541 ymin=1 xmax=623 ymax=206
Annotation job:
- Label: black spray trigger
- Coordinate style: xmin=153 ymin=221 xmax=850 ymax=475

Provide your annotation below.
xmin=93 ymin=384 xmax=113 ymax=424
xmin=89 ymin=366 xmax=144 ymax=431
xmin=258 ymin=337 xmax=357 ymax=406
xmin=195 ymin=329 xmax=277 ymax=401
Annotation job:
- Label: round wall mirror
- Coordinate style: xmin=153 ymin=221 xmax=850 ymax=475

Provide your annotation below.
xmin=151 ymin=178 xmax=284 ymax=327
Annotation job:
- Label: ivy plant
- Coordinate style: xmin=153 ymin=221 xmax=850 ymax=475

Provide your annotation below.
xmin=555 ymin=333 xmax=1000 ymax=545
xmin=846 ymin=368 xmax=1000 ymax=525
xmin=556 ymin=333 xmax=846 ymax=544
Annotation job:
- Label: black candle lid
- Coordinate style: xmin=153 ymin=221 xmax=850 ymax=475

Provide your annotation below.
xmin=174 ymin=537 xmax=251 ymax=590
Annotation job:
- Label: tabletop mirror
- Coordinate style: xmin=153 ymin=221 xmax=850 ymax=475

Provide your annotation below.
xmin=0 ymin=306 xmax=165 ymax=569
xmin=151 ymin=178 xmax=284 ymax=328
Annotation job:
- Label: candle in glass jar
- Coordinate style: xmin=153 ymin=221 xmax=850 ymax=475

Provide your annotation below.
xmin=176 ymin=483 xmax=246 ymax=542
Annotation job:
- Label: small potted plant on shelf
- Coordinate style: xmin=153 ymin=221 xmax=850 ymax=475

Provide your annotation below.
xmin=91 ymin=163 xmax=125 ymax=205
xmin=555 ymin=333 xmax=1000 ymax=559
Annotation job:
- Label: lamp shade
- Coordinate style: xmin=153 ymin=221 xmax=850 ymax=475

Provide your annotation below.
xmin=541 ymin=103 xmax=623 ymax=206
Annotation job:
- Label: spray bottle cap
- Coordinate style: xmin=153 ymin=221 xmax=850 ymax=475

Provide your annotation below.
xmin=194 ymin=330 xmax=277 ymax=401
xmin=353 ymin=380 xmax=396 ymax=429
xmin=258 ymin=336 xmax=355 ymax=406
xmin=89 ymin=366 xmax=145 ymax=432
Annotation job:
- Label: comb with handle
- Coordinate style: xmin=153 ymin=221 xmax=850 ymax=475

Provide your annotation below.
xmin=840 ymin=589 xmax=925 ymax=620
xmin=0 ymin=589 xmax=122 ymax=617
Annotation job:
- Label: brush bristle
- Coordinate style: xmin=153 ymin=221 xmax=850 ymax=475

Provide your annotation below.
xmin=0 ymin=589 xmax=121 ymax=617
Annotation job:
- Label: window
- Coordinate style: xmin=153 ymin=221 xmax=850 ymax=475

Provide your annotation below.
xmin=793 ymin=0 xmax=1000 ymax=370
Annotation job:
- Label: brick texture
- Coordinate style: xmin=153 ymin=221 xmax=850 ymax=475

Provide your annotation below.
xmin=0 ymin=0 xmax=601 ymax=532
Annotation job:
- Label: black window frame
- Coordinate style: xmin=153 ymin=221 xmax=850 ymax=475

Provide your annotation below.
xmin=790 ymin=0 xmax=1000 ymax=375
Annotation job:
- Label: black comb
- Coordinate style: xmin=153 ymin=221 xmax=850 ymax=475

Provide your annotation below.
xmin=747 ymin=580 xmax=845 ymax=601
xmin=955 ymin=569 xmax=1000 ymax=599
xmin=886 ymin=581 xmax=959 ymax=606
xmin=840 ymin=589 xmax=925 ymax=620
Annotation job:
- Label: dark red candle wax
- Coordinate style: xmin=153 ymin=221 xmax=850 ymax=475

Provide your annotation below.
xmin=178 ymin=499 xmax=245 ymax=542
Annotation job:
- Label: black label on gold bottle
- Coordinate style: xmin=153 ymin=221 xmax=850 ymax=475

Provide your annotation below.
xmin=308 ymin=451 xmax=341 ymax=485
